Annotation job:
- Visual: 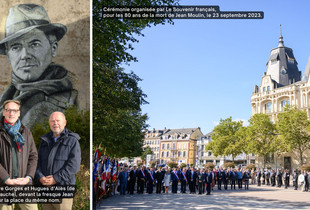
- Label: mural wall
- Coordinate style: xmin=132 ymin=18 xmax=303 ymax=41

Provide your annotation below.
xmin=0 ymin=0 xmax=90 ymax=128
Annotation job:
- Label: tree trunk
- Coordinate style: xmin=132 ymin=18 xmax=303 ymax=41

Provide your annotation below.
xmin=299 ymin=149 xmax=303 ymax=166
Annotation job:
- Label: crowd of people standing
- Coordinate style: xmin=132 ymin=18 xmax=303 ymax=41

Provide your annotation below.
xmin=117 ymin=165 xmax=252 ymax=196
xmin=251 ymin=168 xmax=310 ymax=191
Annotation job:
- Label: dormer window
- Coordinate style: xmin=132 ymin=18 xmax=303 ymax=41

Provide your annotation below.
xmin=281 ymin=69 xmax=286 ymax=75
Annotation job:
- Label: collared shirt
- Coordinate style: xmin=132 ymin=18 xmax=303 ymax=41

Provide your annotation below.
xmin=54 ymin=137 xmax=59 ymax=142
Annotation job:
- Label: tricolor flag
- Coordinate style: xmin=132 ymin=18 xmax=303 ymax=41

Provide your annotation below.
xmin=112 ymin=159 xmax=117 ymax=182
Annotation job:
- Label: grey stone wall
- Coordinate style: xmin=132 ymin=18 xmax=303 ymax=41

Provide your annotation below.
xmin=0 ymin=0 xmax=90 ymax=110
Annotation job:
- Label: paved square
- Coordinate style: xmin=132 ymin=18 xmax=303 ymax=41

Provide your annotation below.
xmin=96 ymin=184 xmax=310 ymax=209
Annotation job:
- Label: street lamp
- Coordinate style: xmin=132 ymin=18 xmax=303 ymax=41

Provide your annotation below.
xmin=268 ymin=132 xmax=280 ymax=172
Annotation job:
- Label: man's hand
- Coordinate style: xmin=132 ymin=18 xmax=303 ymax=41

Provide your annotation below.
xmin=5 ymin=178 xmax=17 ymax=185
xmin=15 ymin=177 xmax=31 ymax=185
xmin=40 ymin=175 xmax=56 ymax=186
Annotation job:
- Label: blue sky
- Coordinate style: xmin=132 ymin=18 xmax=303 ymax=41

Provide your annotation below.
xmin=122 ymin=0 xmax=310 ymax=134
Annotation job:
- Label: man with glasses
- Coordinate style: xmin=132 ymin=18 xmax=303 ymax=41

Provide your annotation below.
xmin=0 ymin=4 xmax=77 ymax=129
xmin=0 ymin=100 xmax=38 ymax=210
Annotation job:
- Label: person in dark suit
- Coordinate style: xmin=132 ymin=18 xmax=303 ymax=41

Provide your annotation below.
xmin=217 ymin=168 xmax=222 ymax=190
xmin=243 ymin=169 xmax=250 ymax=190
xmin=137 ymin=166 xmax=146 ymax=194
xmin=257 ymin=168 xmax=261 ymax=186
xmin=266 ymin=169 xmax=271 ymax=185
xmin=277 ymin=169 xmax=283 ymax=187
xmin=155 ymin=167 xmax=164 ymax=194
xmin=303 ymin=170 xmax=309 ymax=191
xmin=188 ymin=167 xmax=197 ymax=194
xmin=271 ymin=169 xmax=276 ymax=186
xmin=230 ymin=169 xmax=236 ymax=190
xmin=284 ymin=169 xmax=290 ymax=189
xmin=171 ymin=168 xmax=180 ymax=193
xmin=128 ymin=166 xmax=137 ymax=194
xmin=180 ymin=168 xmax=188 ymax=193
xmin=292 ymin=169 xmax=298 ymax=190
xmin=197 ymin=169 xmax=206 ymax=194
xmin=222 ymin=169 xmax=228 ymax=190
xmin=206 ymin=168 xmax=213 ymax=195
xmin=146 ymin=167 xmax=155 ymax=194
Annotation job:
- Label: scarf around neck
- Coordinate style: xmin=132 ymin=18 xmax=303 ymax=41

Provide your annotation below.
xmin=4 ymin=119 xmax=25 ymax=151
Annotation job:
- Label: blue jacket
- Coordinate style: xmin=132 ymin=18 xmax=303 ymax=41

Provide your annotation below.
xmin=119 ymin=171 xmax=128 ymax=184
xmin=35 ymin=128 xmax=81 ymax=185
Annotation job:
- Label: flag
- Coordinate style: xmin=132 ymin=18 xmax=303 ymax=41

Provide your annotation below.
xmin=112 ymin=159 xmax=117 ymax=182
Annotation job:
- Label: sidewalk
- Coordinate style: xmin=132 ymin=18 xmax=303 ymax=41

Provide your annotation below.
xmin=96 ymin=184 xmax=310 ymax=209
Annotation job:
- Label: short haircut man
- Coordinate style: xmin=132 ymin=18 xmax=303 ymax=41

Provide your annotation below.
xmin=0 ymin=4 xmax=77 ymax=129
xmin=0 ymin=100 xmax=38 ymax=210
xmin=35 ymin=111 xmax=81 ymax=209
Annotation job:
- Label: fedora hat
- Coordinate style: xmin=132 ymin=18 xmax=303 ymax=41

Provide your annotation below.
xmin=0 ymin=4 xmax=67 ymax=55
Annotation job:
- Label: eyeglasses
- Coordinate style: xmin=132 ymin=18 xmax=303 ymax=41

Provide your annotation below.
xmin=4 ymin=109 xmax=19 ymax=114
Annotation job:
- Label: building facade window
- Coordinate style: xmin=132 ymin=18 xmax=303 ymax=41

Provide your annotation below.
xmin=183 ymin=151 xmax=186 ymax=157
xmin=161 ymin=152 xmax=164 ymax=158
xmin=167 ymin=143 xmax=170 ymax=149
xmin=178 ymin=151 xmax=181 ymax=157
xmin=166 ymin=151 xmax=169 ymax=157
xmin=265 ymin=102 xmax=272 ymax=113
xmin=162 ymin=144 xmax=165 ymax=150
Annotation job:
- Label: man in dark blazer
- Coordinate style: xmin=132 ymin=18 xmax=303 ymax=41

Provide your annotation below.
xmin=206 ymin=168 xmax=213 ymax=195
xmin=128 ymin=166 xmax=137 ymax=194
xmin=146 ymin=167 xmax=155 ymax=194
xmin=180 ymin=168 xmax=188 ymax=193
xmin=217 ymin=168 xmax=223 ymax=190
xmin=137 ymin=166 xmax=146 ymax=194
xmin=171 ymin=168 xmax=180 ymax=193
xmin=188 ymin=167 xmax=197 ymax=193
xmin=155 ymin=167 xmax=164 ymax=194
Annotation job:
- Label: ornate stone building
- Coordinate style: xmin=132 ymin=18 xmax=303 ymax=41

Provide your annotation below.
xmin=159 ymin=127 xmax=203 ymax=166
xmin=251 ymin=32 xmax=310 ymax=170
xmin=143 ymin=128 xmax=168 ymax=164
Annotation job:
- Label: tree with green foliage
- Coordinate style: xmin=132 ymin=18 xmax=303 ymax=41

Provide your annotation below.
xmin=246 ymin=113 xmax=277 ymax=168
xmin=179 ymin=163 xmax=187 ymax=169
xmin=276 ymin=107 xmax=310 ymax=166
xmin=93 ymin=0 xmax=178 ymax=158
xmin=204 ymin=162 xmax=215 ymax=169
xmin=167 ymin=161 xmax=178 ymax=169
xmin=141 ymin=146 xmax=154 ymax=162
xmin=206 ymin=117 xmax=244 ymax=161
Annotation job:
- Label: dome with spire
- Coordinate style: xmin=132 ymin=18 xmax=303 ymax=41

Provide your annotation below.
xmin=264 ymin=26 xmax=301 ymax=88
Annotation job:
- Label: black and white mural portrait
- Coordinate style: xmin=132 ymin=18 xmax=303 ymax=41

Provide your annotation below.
xmin=0 ymin=2 xmax=90 ymax=129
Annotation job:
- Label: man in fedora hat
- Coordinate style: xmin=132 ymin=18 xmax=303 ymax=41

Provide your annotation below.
xmin=0 ymin=4 xmax=77 ymax=129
